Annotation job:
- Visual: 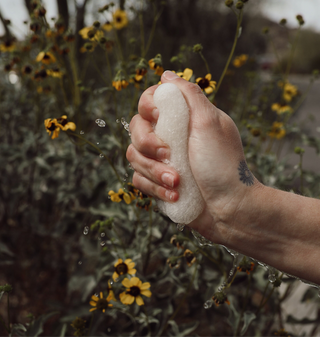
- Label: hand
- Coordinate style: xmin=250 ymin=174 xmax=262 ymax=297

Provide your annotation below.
xmin=127 ymin=71 xmax=261 ymax=245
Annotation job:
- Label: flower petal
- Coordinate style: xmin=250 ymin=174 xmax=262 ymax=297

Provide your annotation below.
xmin=140 ymin=282 xmax=151 ymax=290
xmin=114 ymin=259 xmax=123 ymax=267
xmin=205 ymin=73 xmax=212 ymax=81
xmin=89 ymin=301 xmax=97 ymax=306
xmin=89 ymin=307 xmax=97 ymax=312
xmin=141 ymin=289 xmax=152 ymax=298
xmin=91 ymin=295 xmax=99 ymax=301
xmin=128 ymin=268 xmax=136 ymax=275
xmin=136 ymin=295 xmax=144 ymax=306
xmin=130 ymin=277 xmax=141 ymax=287
xmin=204 ymin=87 xmax=213 ymax=94
xmin=122 ymin=278 xmax=132 ymax=288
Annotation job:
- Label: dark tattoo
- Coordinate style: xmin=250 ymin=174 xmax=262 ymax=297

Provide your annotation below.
xmin=238 ymin=161 xmax=254 ymax=186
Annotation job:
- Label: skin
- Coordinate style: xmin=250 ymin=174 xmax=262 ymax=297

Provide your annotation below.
xmin=127 ymin=71 xmax=320 ymax=285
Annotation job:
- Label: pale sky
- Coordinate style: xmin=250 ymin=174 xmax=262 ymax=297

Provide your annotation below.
xmin=1 ymin=0 xmax=320 ymax=38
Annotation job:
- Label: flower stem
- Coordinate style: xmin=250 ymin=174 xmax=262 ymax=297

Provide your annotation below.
xmin=199 ymin=51 xmax=211 ymax=75
xmin=143 ymin=208 xmax=153 ymax=274
xmin=212 ymin=9 xmax=243 ymax=101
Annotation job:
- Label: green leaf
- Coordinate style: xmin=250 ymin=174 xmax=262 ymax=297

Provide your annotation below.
xmin=0 ymin=242 xmax=14 ymax=256
xmin=227 ymin=301 xmax=241 ymax=334
xmin=179 ymin=321 xmax=199 ymax=336
xmin=26 ymin=312 xmax=59 ymax=337
xmin=240 ymin=311 xmax=256 ymax=336
xmin=10 ymin=323 xmax=27 ymax=336
xmin=286 ymin=314 xmax=319 ymax=325
xmin=60 ymin=323 xmax=67 ymax=337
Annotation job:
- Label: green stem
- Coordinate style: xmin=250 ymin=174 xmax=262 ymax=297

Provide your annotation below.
xmin=142 ymin=305 xmax=151 ymax=336
xmin=0 ymin=314 xmax=9 ymax=333
xmin=158 ymin=262 xmax=198 ymax=336
xmin=212 ymin=9 xmax=243 ymax=101
xmin=66 ymin=132 xmax=122 ymax=182
xmin=284 ymin=26 xmax=301 ymax=81
xmin=144 ymin=5 xmax=163 ymax=57
xmin=143 ymin=208 xmax=153 ymax=274
xmin=7 ymin=293 xmax=10 ymax=334
xmin=86 ymin=312 xmax=94 ymax=337
xmin=139 ymin=0 xmax=145 ymax=57
xmin=199 ymin=51 xmax=211 ymax=74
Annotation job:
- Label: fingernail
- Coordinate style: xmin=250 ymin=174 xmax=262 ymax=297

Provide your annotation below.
xmin=157 ymin=147 xmax=168 ymax=160
xmin=162 ymin=173 xmax=174 ymax=188
xmin=163 ymin=70 xmax=179 ymax=80
xmin=152 ymin=108 xmax=159 ymax=120
xmin=165 ymin=189 xmax=176 ymax=201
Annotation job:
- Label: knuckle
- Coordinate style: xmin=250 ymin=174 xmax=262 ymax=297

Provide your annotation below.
xmin=126 ymin=144 xmax=135 ymax=162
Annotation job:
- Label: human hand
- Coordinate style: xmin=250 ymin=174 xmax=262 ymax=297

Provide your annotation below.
xmin=127 ymin=71 xmax=260 ymax=244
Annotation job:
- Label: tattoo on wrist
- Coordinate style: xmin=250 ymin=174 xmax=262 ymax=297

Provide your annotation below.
xmin=238 ymin=160 xmax=254 ymax=186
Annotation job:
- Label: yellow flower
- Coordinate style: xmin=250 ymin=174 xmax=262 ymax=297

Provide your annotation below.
xmin=44 ymin=118 xmax=60 ymax=139
xmin=112 ymin=9 xmax=128 ymax=30
xmin=119 ymin=277 xmax=151 ymax=306
xmin=268 ymin=121 xmax=286 ymax=139
xmin=237 ymin=258 xmax=255 ymax=275
xmin=271 ymin=103 xmax=292 ymax=115
xmin=233 ymin=54 xmax=248 ymax=68
xmin=56 ymin=115 xmax=76 ymax=131
xmin=112 ymin=79 xmax=129 ymax=91
xmin=79 ymin=26 xmax=104 ymax=41
xmin=148 ymin=55 xmax=164 ymax=76
xmin=176 ymin=68 xmax=193 ymax=81
xmin=89 ymin=292 xmax=113 ymax=313
xmin=196 ymin=73 xmax=216 ymax=94
xmin=113 ymin=258 xmax=136 ymax=281
xmin=34 ymin=69 xmax=47 ymax=81
xmin=47 ymin=67 xmax=63 ymax=78
xmin=136 ymin=192 xmax=152 ymax=211
xmin=102 ymin=21 xmax=113 ymax=32
xmin=135 ymin=68 xmax=148 ymax=82
xmin=36 ymin=51 xmax=56 ymax=64
xmin=107 ymin=280 xmax=116 ymax=302
xmin=0 ymin=39 xmax=15 ymax=52
xmin=184 ymin=249 xmax=196 ymax=266
xmin=283 ymin=82 xmax=298 ymax=102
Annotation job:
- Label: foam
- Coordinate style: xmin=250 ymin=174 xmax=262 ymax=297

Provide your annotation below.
xmin=154 ymin=83 xmax=205 ymax=224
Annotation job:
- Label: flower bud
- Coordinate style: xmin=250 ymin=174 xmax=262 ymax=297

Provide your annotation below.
xmin=93 ymin=21 xmax=100 ymax=28
xmin=192 ymin=44 xmax=203 ymax=53
xmin=279 ymin=18 xmax=287 ymax=25
xmin=294 ymin=147 xmax=305 ymax=155
xmin=0 ymin=284 xmax=13 ymax=293
xmin=235 ymin=1 xmax=244 ymax=9
xmin=262 ymin=27 xmax=269 ymax=34
xmin=225 ymin=0 xmax=234 ymax=7
xmin=296 ymin=15 xmax=304 ymax=25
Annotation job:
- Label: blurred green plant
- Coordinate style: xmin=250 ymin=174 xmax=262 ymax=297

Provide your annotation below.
xmin=1 ymin=0 xmax=320 ymax=336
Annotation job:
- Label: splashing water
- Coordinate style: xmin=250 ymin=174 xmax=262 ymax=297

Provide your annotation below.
xmin=101 ymin=232 xmax=106 ymax=237
xmin=99 ymin=153 xmax=104 ymax=158
xmin=95 ymin=119 xmax=106 ymax=127
xmin=83 ymin=226 xmax=89 ymax=235
xmin=80 ymin=130 xmax=84 ymax=134
xmin=121 ymin=117 xmax=131 ymax=136
xmin=100 ymin=241 xmax=106 ymax=247
xmin=109 ymin=279 xmax=114 ymax=285
xmin=204 ymin=300 xmax=214 ymax=309
xmin=128 ymin=163 xmax=134 ymax=171
xmin=176 ymin=223 xmax=185 ymax=232
xmin=116 ymin=119 xmax=120 ymax=123
xmin=267 ymin=266 xmax=277 ymax=283
xmin=191 ymin=229 xmax=214 ymax=247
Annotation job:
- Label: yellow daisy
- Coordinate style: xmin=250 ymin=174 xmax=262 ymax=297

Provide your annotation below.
xmin=112 ymin=9 xmax=128 ymax=30
xmin=44 ymin=118 xmax=60 ymax=139
xmin=0 ymin=39 xmax=15 ymax=52
xmin=113 ymin=258 xmax=136 ymax=281
xmin=271 ymin=103 xmax=292 ymax=115
xmin=184 ymin=249 xmax=196 ymax=266
xmin=112 ymin=79 xmax=129 ymax=91
xmin=196 ymin=73 xmax=216 ymax=94
xmin=268 ymin=121 xmax=286 ymax=139
xmin=89 ymin=292 xmax=113 ymax=313
xmin=36 ymin=51 xmax=56 ymax=64
xmin=176 ymin=68 xmax=193 ymax=81
xmin=119 ymin=277 xmax=151 ymax=306
xmin=79 ymin=26 xmax=103 ymax=41
xmin=102 ymin=21 xmax=113 ymax=32
xmin=47 ymin=67 xmax=63 ymax=78
xmin=148 ymin=55 xmax=164 ymax=76
xmin=56 ymin=115 xmax=76 ymax=131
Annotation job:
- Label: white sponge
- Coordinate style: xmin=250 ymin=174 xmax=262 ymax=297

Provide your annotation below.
xmin=153 ymin=83 xmax=205 ymax=224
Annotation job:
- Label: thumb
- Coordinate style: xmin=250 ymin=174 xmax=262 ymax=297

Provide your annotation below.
xmin=160 ymin=70 xmax=217 ymax=121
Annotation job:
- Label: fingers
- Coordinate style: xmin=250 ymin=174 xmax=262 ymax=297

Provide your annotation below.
xmin=129 ymin=114 xmax=169 ymax=161
xmin=127 ymin=144 xmax=179 ymax=189
xmin=132 ymin=171 xmax=179 ymax=202
xmin=137 ymin=84 xmax=159 ymax=123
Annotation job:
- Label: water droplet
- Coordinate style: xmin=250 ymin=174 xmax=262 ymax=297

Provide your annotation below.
xmin=95 ymin=293 xmax=99 ymax=297
xmin=128 ymin=163 xmax=134 ymax=171
xmin=95 ymin=118 xmax=106 ymax=127
xmin=109 ymin=279 xmax=114 ymax=285
xmin=125 ymin=173 xmax=129 ymax=177
xmin=204 ymin=300 xmax=213 ymax=309
xmin=108 ymin=195 xmax=111 ymax=199
xmin=218 ymin=282 xmax=227 ymax=292
xmin=107 ymin=328 xmax=111 ymax=332
xmin=267 ymin=266 xmax=277 ymax=283
xmin=177 ymin=223 xmax=185 ymax=232
xmin=116 ymin=119 xmax=120 ymax=123
xmin=83 ymin=226 xmax=89 ymax=235
xmin=123 ymin=178 xmax=127 ymax=182
xmin=78 ymin=261 xmax=82 ymax=265
xmin=100 ymin=241 xmax=106 ymax=247
xmin=80 ymin=130 xmax=84 ymax=134
xmin=97 ymin=142 xmax=100 ymax=145
xmin=114 ymin=278 xmax=119 ymax=282
xmin=99 ymin=153 xmax=104 ymax=158
xmin=191 ymin=229 xmax=214 ymax=246
xmin=120 ymin=117 xmax=131 ymax=136
xmin=101 ymin=232 xmax=105 ymax=237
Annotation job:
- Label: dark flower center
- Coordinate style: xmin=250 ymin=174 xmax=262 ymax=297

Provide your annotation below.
xmin=185 ymin=252 xmax=194 ymax=264
xmin=96 ymin=298 xmax=109 ymax=310
xmin=116 ymin=16 xmax=122 ymax=23
xmin=48 ymin=122 xmax=56 ymax=131
xmin=43 ymin=54 xmax=50 ymax=60
xmin=115 ymin=262 xmax=128 ymax=275
xmin=127 ymin=286 xmax=140 ymax=297
xmin=197 ymin=78 xmax=210 ymax=89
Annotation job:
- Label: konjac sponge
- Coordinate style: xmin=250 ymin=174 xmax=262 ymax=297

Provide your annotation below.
xmin=153 ymin=83 xmax=205 ymax=224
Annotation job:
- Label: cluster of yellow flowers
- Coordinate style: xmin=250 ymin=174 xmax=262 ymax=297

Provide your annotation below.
xmin=109 ymin=183 xmax=152 ymax=210
xmin=233 ymin=54 xmax=248 ymax=68
xmin=44 ymin=115 xmax=76 ymax=139
xmin=89 ymin=258 xmax=151 ymax=312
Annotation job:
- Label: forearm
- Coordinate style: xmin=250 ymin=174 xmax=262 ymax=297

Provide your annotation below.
xmin=219 ymin=184 xmax=320 ymax=284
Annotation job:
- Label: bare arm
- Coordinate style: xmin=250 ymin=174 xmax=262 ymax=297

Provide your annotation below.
xmin=127 ymin=70 xmax=320 ymax=285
